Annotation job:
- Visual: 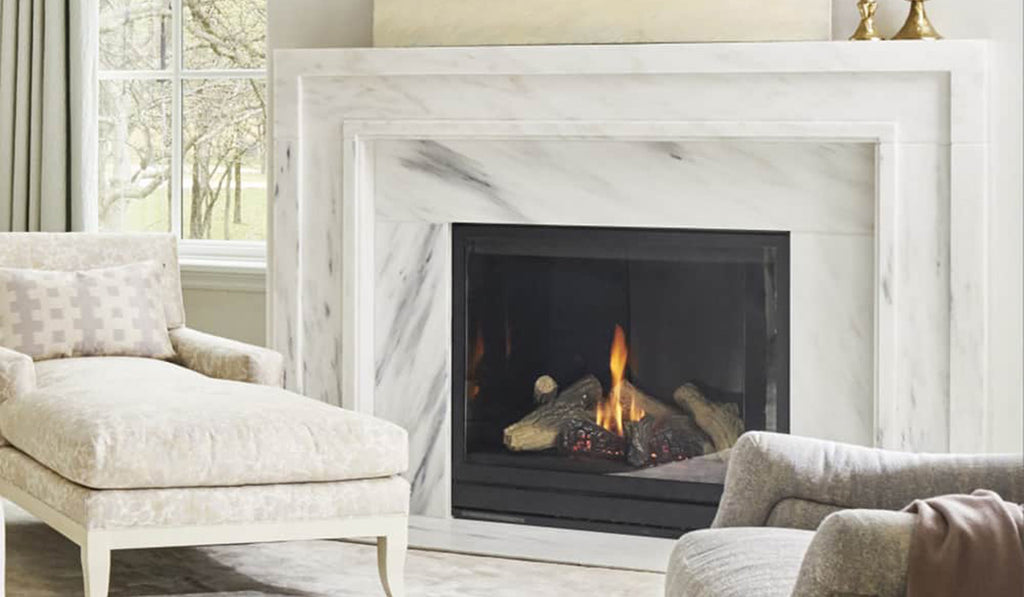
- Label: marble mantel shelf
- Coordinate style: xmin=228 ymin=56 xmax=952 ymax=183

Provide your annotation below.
xmin=273 ymin=39 xmax=986 ymax=75
xmin=272 ymin=39 xmax=991 ymax=520
xmin=273 ymin=40 xmax=986 ymax=120
xmin=274 ymin=40 xmax=988 ymax=144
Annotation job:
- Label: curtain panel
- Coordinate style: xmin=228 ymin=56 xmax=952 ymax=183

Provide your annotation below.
xmin=0 ymin=0 xmax=91 ymax=232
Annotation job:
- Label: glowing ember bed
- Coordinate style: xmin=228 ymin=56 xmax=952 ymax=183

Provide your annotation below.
xmin=451 ymin=224 xmax=791 ymax=537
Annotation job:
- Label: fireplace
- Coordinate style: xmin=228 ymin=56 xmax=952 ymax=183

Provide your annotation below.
xmin=452 ymin=224 xmax=790 ymax=537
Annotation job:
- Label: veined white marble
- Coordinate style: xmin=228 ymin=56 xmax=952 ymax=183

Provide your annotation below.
xmin=405 ymin=515 xmax=676 ymax=573
xmin=271 ymin=42 xmax=991 ymax=519
xmin=374 ymin=139 xmax=875 ymax=232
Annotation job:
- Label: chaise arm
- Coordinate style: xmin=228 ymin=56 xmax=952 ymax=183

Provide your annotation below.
xmin=169 ymin=327 xmax=285 ymax=387
xmin=0 ymin=346 xmax=35 ymax=404
xmin=713 ymin=432 xmax=1024 ymax=530
xmin=791 ymin=509 xmax=914 ymax=597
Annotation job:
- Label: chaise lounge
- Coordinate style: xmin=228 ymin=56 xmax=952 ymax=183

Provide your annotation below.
xmin=0 ymin=232 xmax=410 ymax=596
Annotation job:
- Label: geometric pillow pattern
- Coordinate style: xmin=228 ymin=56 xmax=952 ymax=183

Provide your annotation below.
xmin=0 ymin=261 xmax=174 ymax=361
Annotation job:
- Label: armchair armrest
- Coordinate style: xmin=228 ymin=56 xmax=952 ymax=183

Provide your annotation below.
xmin=791 ymin=509 xmax=915 ymax=597
xmin=0 ymin=346 xmax=35 ymax=404
xmin=713 ymin=432 xmax=1024 ymax=530
xmin=169 ymin=327 xmax=284 ymax=387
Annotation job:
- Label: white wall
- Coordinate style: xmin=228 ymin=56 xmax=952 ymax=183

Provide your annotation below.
xmin=259 ymin=0 xmax=1023 ymax=450
xmin=183 ymin=287 xmax=266 ymax=345
xmin=268 ymin=0 xmax=371 ymax=49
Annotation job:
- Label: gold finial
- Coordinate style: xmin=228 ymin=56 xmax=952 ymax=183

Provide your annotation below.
xmin=850 ymin=0 xmax=885 ymax=41
xmin=892 ymin=0 xmax=943 ymax=40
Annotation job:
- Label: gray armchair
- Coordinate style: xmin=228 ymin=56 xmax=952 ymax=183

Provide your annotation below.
xmin=665 ymin=432 xmax=1024 ymax=597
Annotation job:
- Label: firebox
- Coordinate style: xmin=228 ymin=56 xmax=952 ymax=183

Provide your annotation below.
xmin=452 ymin=224 xmax=790 ymax=537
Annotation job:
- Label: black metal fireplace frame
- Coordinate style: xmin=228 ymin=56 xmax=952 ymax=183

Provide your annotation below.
xmin=451 ymin=223 xmax=790 ymax=537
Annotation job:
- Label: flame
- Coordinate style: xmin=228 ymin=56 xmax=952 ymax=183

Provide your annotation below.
xmin=468 ymin=327 xmax=485 ymax=399
xmin=596 ymin=325 xmax=644 ymax=436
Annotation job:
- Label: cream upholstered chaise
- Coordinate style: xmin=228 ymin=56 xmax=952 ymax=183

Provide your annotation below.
xmin=0 ymin=233 xmax=410 ymax=596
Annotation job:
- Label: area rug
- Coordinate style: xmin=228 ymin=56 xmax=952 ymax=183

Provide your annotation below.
xmin=4 ymin=503 xmax=665 ymax=596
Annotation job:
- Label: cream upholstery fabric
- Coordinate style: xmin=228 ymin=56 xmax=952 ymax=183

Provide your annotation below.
xmin=791 ymin=509 xmax=915 ymax=597
xmin=713 ymin=432 xmax=1024 ymax=530
xmin=665 ymin=432 xmax=1024 ymax=597
xmin=0 ymin=448 xmax=409 ymax=530
xmin=170 ymin=327 xmax=284 ymax=387
xmin=0 ymin=346 xmax=34 ymax=405
xmin=0 ymin=357 xmax=408 ymax=489
xmin=0 ymin=262 xmax=174 ymax=360
xmin=0 ymin=233 xmax=186 ymax=328
xmin=665 ymin=527 xmax=813 ymax=597
xmin=764 ymin=498 xmax=843 ymax=531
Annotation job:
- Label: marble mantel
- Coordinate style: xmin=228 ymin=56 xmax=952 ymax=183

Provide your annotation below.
xmin=271 ymin=41 xmax=990 ymax=517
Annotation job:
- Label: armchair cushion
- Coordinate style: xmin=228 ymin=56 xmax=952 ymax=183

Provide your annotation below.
xmin=0 ymin=357 xmax=407 ymax=489
xmin=0 ymin=346 xmax=34 ymax=405
xmin=665 ymin=527 xmax=813 ymax=597
xmin=791 ymin=509 xmax=914 ymax=597
xmin=713 ymin=432 xmax=1024 ymax=530
xmin=170 ymin=327 xmax=284 ymax=387
xmin=0 ymin=261 xmax=174 ymax=360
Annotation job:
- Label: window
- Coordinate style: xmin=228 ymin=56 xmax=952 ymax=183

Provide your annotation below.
xmin=97 ymin=0 xmax=267 ymax=252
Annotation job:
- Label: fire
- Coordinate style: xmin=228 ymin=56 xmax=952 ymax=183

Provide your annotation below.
xmin=596 ymin=325 xmax=644 ymax=436
xmin=468 ymin=327 xmax=485 ymax=399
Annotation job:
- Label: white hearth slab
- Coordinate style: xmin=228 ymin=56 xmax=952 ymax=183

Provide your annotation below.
xmin=272 ymin=42 xmax=990 ymax=520
xmin=405 ymin=516 xmax=677 ymax=573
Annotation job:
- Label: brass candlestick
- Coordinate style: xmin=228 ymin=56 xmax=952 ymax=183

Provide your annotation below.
xmin=893 ymin=0 xmax=943 ymax=40
xmin=850 ymin=0 xmax=884 ymax=41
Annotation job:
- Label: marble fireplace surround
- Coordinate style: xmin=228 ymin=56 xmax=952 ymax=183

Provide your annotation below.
xmin=272 ymin=41 xmax=990 ymax=518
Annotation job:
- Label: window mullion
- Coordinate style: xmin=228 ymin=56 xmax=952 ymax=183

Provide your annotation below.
xmin=180 ymin=69 xmax=265 ymax=79
xmin=97 ymin=70 xmax=175 ymax=81
xmin=170 ymin=0 xmax=183 ymax=238
xmin=94 ymin=0 xmax=268 ymax=249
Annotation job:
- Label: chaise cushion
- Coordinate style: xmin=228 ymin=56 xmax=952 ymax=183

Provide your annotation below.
xmin=665 ymin=527 xmax=813 ymax=597
xmin=0 ymin=357 xmax=408 ymax=489
xmin=0 ymin=447 xmax=409 ymax=530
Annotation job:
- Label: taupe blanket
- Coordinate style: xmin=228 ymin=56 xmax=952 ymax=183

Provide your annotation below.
xmin=903 ymin=489 xmax=1024 ymax=597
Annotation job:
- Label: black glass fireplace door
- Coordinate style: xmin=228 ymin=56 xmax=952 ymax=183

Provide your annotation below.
xmin=452 ymin=224 xmax=790 ymax=537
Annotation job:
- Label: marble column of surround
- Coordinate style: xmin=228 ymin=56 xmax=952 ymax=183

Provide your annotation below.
xmin=271 ymin=42 xmax=989 ymax=518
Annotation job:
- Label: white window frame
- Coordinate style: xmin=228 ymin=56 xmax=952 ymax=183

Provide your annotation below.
xmin=95 ymin=0 xmax=267 ymax=269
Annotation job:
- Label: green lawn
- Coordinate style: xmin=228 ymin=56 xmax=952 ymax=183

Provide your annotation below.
xmin=113 ymin=171 xmax=267 ymax=241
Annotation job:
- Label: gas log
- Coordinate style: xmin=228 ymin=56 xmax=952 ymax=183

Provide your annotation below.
xmin=673 ymin=383 xmax=745 ymax=453
xmin=503 ymin=375 xmax=602 ymax=452
xmin=504 ymin=373 xmax=743 ymax=467
xmin=557 ymin=418 xmax=627 ymax=460
xmin=533 ymin=375 xmax=559 ymax=405
xmin=620 ymin=380 xmax=679 ymax=420
xmin=625 ymin=414 xmax=712 ymax=468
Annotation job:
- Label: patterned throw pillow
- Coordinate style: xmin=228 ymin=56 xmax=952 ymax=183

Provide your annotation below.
xmin=0 ymin=261 xmax=175 ymax=361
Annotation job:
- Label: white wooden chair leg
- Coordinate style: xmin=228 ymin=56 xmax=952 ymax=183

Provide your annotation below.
xmin=376 ymin=525 xmax=407 ymax=597
xmin=81 ymin=541 xmax=111 ymax=597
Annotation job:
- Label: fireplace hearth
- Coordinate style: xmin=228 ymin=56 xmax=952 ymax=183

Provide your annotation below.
xmin=452 ymin=224 xmax=790 ymax=537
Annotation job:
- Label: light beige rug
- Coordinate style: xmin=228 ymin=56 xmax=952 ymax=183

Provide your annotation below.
xmin=5 ymin=503 xmax=664 ymax=596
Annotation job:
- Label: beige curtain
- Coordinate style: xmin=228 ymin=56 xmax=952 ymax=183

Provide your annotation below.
xmin=0 ymin=0 xmax=70 ymax=232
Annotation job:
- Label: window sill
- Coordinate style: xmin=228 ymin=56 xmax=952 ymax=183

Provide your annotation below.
xmin=179 ymin=259 xmax=266 ymax=293
xmin=178 ymin=240 xmax=267 ymax=293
